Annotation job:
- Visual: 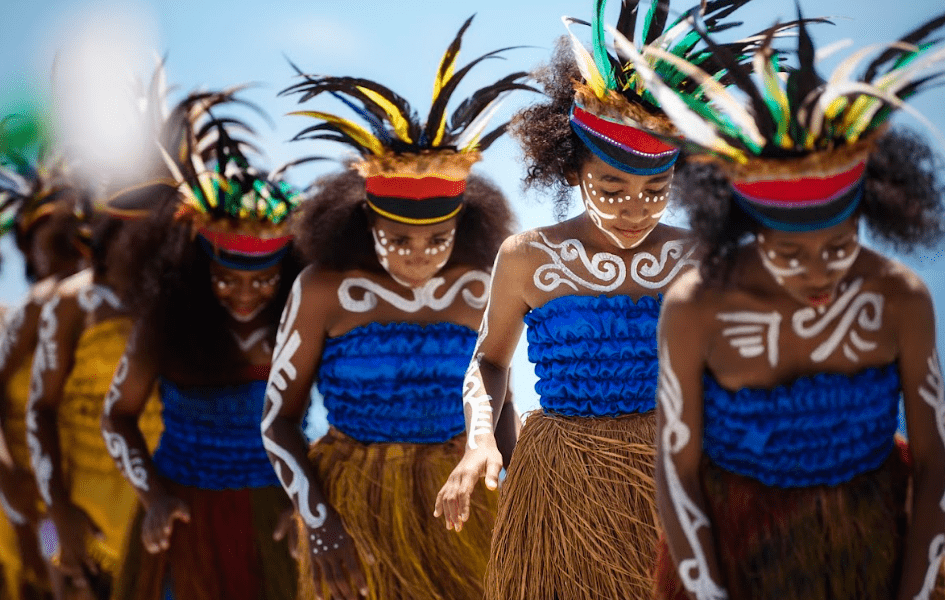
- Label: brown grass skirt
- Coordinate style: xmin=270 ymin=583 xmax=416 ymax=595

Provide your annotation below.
xmin=485 ymin=411 xmax=659 ymax=600
xmin=298 ymin=429 xmax=498 ymax=600
xmin=112 ymin=484 xmax=297 ymax=600
xmin=655 ymin=450 xmax=945 ymax=600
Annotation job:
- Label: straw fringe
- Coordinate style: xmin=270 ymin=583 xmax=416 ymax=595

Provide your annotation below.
xmin=655 ymin=451 xmax=945 ymax=599
xmin=485 ymin=411 xmax=659 ymax=600
xmin=297 ymin=429 xmax=497 ymax=600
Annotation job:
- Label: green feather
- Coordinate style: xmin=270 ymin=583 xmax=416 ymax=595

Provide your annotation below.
xmin=593 ymin=0 xmax=618 ymax=90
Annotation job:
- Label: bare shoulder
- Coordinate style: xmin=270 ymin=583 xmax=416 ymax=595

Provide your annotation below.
xmin=864 ymin=250 xmax=934 ymax=311
xmin=50 ymin=269 xmax=93 ymax=301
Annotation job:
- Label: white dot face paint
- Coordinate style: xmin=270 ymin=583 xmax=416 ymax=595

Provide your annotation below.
xmin=578 ymin=164 xmax=672 ymax=251
xmin=371 ymin=223 xmax=457 ymax=289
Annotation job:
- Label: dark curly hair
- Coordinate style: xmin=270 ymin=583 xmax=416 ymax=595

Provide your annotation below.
xmin=118 ymin=194 xmax=304 ymax=384
xmin=509 ymin=37 xmax=590 ymax=221
xmin=13 ymin=193 xmax=85 ymax=282
xmin=294 ymin=166 xmax=516 ymax=272
xmin=682 ymin=128 xmax=945 ymax=286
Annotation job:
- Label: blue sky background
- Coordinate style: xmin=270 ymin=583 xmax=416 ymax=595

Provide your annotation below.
xmin=2 ymin=0 xmax=944 ymax=420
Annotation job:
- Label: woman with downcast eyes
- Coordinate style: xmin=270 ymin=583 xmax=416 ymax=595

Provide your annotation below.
xmin=648 ymin=12 xmax=945 ymax=600
xmin=100 ymin=90 xmax=301 ymax=600
xmin=432 ymin=1 xmax=788 ymax=596
xmin=261 ymin=16 xmax=523 ymax=600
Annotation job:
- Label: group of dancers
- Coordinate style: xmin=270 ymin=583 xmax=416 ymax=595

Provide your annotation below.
xmin=1 ymin=1 xmax=944 ymax=599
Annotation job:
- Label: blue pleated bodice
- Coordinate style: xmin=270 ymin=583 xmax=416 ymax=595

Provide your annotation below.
xmin=153 ymin=378 xmax=280 ymax=490
xmin=702 ymin=365 xmax=901 ymax=488
xmin=318 ymin=321 xmax=476 ymax=444
xmin=525 ymin=294 xmax=661 ymax=417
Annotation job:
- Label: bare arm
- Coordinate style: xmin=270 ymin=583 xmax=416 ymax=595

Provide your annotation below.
xmin=435 ymin=239 xmax=529 ymax=529
xmin=100 ymin=323 xmax=162 ymax=502
xmin=894 ymin=283 xmax=945 ymax=600
xmin=655 ymin=290 xmax=728 ymax=600
xmin=261 ymin=267 xmax=368 ymax=600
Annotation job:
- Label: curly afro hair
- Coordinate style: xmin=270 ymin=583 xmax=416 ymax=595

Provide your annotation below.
xmin=117 ymin=194 xmax=304 ymax=384
xmin=681 ymin=128 xmax=945 ymax=286
xmin=293 ymin=166 xmax=516 ymax=272
xmin=509 ymin=37 xmax=590 ymax=221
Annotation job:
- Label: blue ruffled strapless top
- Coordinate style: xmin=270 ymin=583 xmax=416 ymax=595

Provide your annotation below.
xmin=702 ymin=365 xmax=901 ymax=488
xmin=525 ymin=294 xmax=661 ymax=417
xmin=153 ymin=379 xmax=280 ymax=490
xmin=318 ymin=321 xmax=476 ymax=444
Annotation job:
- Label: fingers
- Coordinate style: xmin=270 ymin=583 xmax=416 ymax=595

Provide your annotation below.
xmin=484 ymin=457 xmax=503 ymax=491
xmin=321 ymin=556 xmax=356 ymax=600
xmin=172 ymin=501 xmax=191 ymax=524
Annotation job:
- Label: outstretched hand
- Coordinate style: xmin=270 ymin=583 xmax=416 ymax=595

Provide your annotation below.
xmin=141 ymin=492 xmax=190 ymax=554
xmin=434 ymin=441 xmax=502 ymax=532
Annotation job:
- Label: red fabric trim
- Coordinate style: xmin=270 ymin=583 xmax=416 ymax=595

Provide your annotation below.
xmin=733 ymin=162 xmax=867 ymax=205
xmin=365 ymin=176 xmax=466 ymax=200
xmin=197 ymin=229 xmax=293 ymax=256
xmin=572 ymin=106 xmax=677 ymax=155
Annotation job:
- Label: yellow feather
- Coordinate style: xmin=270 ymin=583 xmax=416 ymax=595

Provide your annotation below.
xmin=357 ymin=86 xmax=413 ymax=143
xmin=563 ymin=17 xmax=607 ymax=99
xmin=288 ymin=110 xmax=384 ymax=155
xmin=432 ymin=53 xmax=457 ymax=104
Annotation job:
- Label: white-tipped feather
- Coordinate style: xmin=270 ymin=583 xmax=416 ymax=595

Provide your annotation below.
xmin=563 ymin=16 xmax=607 ymax=97
xmin=640 ymin=43 xmax=767 ymax=148
xmin=815 ymin=39 xmax=855 ymax=63
xmin=608 ymin=26 xmax=740 ymax=158
xmin=455 ymin=94 xmax=508 ymax=151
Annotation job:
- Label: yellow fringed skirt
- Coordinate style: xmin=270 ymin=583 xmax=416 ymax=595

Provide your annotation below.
xmin=59 ymin=317 xmax=163 ymax=574
xmin=485 ymin=410 xmax=659 ymax=600
xmin=298 ymin=428 xmax=498 ymax=600
xmin=0 ymin=359 xmax=51 ymax=600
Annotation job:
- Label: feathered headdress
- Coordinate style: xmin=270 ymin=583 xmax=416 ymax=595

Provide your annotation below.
xmin=281 ymin=15 xmax=535 ymax=225
xmin=160 ymin=88 xmax=302 ymax=270
xmin=564 ymin=0 xmax=820 ymax=175
xmin=625 ymin=7 xmax=945 ymax=230
xmin=0 ymin=113 xmax=81 ymax=238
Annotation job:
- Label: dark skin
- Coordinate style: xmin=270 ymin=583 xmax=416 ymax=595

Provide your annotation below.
xmin=434 ymin=153 xmax=694 ymax=530
xmin=657 ymin=217 xmax=945 ymax=600
xmin=98 ymin=261 xmax=295 ymax=557
xmin=262 ymin=212 xmax=518 ymax=600
xmin=0 ymin=216 xmax=85 ymax=588
xmin=28 ymin=267 xmax=126 ymax=598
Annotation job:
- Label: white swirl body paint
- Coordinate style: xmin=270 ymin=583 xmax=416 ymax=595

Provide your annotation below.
xmin=530 ymin=233 xmax=626 ymax=292
xmin=0 ymin=302 xmax=27 ymax=370
xmin=231 ymin=327 xmax=272 ymax=354
xmin=101 ymin=356 xmax=149 ymax=491
xmin=657 ymin=346 xmax=728 ymax=600
xmin=77 ymin=284 xmax=122 ymax=313
xmin=261 ymin=278 xmax=327 ymax=530
xmin=914 ymin=534 xmax=945 ymax=600
xmin=791 ymin=278 xmax=883 ymax=363
xmin=0 ymin=489 xmax=26 ymax=526
xmin=462 ymin=259 xmax=496 ymax=450
xmin=26 ymin=298 xmax=60 ymax=506
xmin=630 ymin=240 xmax=697 ymax=289
xmin=338 ymin=270 xmax=489 ymax=313
xmin=717 ymin=311 xmax=782 ymax=367
xmin=918 ymin=351 xmax=945 ymax=513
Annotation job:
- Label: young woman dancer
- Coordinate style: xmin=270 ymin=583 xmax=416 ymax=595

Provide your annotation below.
xmin=641 ymin=12 xmax=945 ymax=600
xmin=432 ymin=1 xmax=810 ymax=597
xmin=100 ymin=90 xmax=303 ymax=600
xmin=0 ymin=124 xmax=86 ymax=600
xmin=262 ymin=16 xmax=524 ymax=600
